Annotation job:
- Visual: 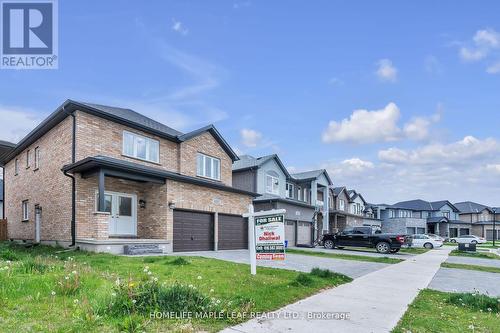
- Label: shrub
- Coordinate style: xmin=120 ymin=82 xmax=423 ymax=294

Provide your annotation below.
xmin=116 ymin=315 xmax=145 ymax=333
xmin=169 ymin=257 xmax=190 ymax=266
xmin=447 ymin=292 xmax=500 ymax=313
xmin=291 ymin=273 xmax=313 ymax=287
xmin=0 ymin=249 xmax=20 ymax=261
xmin=310 ymin=268 xmax=336 ymax=279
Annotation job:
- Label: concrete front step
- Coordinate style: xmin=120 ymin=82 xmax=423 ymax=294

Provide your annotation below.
xmin=124 ymin=244 xmax=164 ymax=255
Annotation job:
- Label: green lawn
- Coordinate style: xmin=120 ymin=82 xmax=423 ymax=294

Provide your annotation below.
xmin=478 ymin=241 xmax=500 ymax=249
xmin=393 ymin=289 xmax=500 ymax=333
xmin=441 ymin=262 xmax=500 ymax=274
xmin=0 ymin=242 xmax=351 ymax=332
xmin=449 ymin=249 xmax=500 ymax=260
xmin=286 ymin=248 xmax=403 ymax=264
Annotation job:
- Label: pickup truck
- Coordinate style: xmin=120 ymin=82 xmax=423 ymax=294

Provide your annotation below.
xmin=321 ymin=226 xmax=408 ymax=254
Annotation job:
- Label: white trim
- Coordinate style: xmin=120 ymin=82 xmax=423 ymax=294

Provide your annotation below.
xmin=266 ymin=174 xmax=280 ymax=195
xmin=95 ymin=190 xmax=137 ymax=236
xmin=22 ymin=200 xmax=29 ymax=221
xmin=122 ymin=130 xmax=160 ymax=164
xmin=196 ymin=153 xmax=221 ymax=181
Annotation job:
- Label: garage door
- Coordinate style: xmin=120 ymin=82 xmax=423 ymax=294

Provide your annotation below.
xmin=285 ymin=220 xmax=296 ymax=247
xmin=218 ymin=214 xmax=248 ymax=250
xmin=486 ymin=230 xmax=499 ymax=241
xmin=297 ymin=222 xmax=312 ymax=245
xmin=173 ymin=210 xmax=214 ymax=252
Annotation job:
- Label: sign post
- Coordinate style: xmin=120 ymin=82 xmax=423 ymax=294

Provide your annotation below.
xmin=243 ymin=205 xmax=286 ymax=275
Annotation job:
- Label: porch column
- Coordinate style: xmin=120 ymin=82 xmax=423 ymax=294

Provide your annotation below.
xmin=323 ymin=187 xmax=329 ymax=233
xmin=98 ymin=169 xmax=106 ymax=212
xmin=436 ymin=222 xmax=440 ymax=235
xmin=310 ymin=180 xmax=318 ymax=240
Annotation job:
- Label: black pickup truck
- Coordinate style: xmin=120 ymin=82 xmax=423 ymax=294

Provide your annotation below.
xmin=321 ymin=226 xmax=409 ymax=254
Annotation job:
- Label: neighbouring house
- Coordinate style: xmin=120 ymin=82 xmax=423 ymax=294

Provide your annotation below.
xmin=0 ymin=100 xmax=256 ymax=254
xmin=232 ymin=155 xmax=332 ymax=246
xmin=375 ymin=199 xmax=472 ymax=237
xmin=1 ymin=140 xmax=16 ymax=220
xmin=328 ymin=187 xmax=381 ymax=232
xmin=454 ymin=201 xmax=499 ymax=241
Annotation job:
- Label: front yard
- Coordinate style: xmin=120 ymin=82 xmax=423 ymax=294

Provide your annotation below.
xmin=0 ymin=242 xmax=351 ymax=332
xmin=393 ymin=289 xmax=500 ymax=333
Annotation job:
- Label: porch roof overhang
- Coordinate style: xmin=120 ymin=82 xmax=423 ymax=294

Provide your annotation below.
xmin=61 ymin=155 xmax=259 ymax=197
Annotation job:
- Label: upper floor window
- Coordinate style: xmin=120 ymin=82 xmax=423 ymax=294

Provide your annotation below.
xmin=22 ymin=200 xmax=29 ymax=221
xmin=442 ymin=210 xmax=450 ymax=218
xmin=286 ymin=183 xmax=294 ymax=198
xmin=339 ymin=199 xmax=345 ymax=211
xmin=34 ymin=147 xmax=40 ymax=170
xmin=266 ymin=171 xmax=279 ymax=195
xmin=389 ymin=209 xmax=395 ymax=218
xmin=303 ymin=188 xmax=308 ymax=202
xmin=122 ymin=131 xmax=160 ymax=163
xmin=15 ymin=158 xmax=19 ymax=175
xmin=297 ymin=186 xmax=302 ymax=201
xmin=26 ymin=149 xmax=31 ymax=168
xmin=196 ymin=153 xmax=220 ymax=180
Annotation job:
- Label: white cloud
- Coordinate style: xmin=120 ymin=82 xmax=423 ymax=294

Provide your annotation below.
xmin=240 ymin=128 xmax=263 ymax=148
xmin=473 ymin=29 xmax=500 ymax=48
xmin=486 ymin=164 xmax=500 ymax=174
xmin=171 ymin=19 xmax=188 ymax=35
xmin=0 ymin=106 xmax=43 ymax=143
xmin=375 ymin=59 xmax=397 ymax=82
xmin=322 ymin=103 xmax=440 ymax=144
xmin=322 ymin=103 xmax=401 ymax=144
xmin=378 ymin=136 xmax=499 ymax=165
xmin=424 ymin=55 xmax=443 ymax=74
xmin=459 ymin=47 xmax=487 ymax=62
xmin=341 ymin=158 xmax=374 ymax=171
xmin=486 ymin=61 xmax=500 ymax=74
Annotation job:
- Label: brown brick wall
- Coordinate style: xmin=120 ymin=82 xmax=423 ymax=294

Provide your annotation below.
xmin=4 ymin=117 xmax=73 ymax=241
xmin=75 ymin=111 xmax=180 ymax=172
xmin=179 ymin=132 xmax=233 ymax=186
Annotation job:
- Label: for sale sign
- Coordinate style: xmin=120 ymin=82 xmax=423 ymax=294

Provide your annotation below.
xmin=255 ymin=214 xmax=285 ymax=260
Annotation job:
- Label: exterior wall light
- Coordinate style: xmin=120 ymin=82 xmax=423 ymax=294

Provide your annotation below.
xmin=139 ymin=199 xmax=146 ymax=209
xmin=168 ymin=201 xmax=176 ymax=210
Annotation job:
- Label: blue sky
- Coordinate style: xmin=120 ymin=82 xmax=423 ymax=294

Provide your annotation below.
xmin=1 ymin=1 xmax=500 ymax=205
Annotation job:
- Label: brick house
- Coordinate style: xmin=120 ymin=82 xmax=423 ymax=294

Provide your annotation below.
xmin=0 ymin=100 xmax=256 ymax=254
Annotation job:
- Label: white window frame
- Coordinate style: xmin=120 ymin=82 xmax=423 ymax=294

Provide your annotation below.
xmin=266 ymin=174 xmax=280 ymax=195
xmin=286 ymin=183 xmax=294 ymax=198
xmin=297 ymin=186 xmax=302 ymax=201
xmin=15 ymin=158 xmax=19 ymax=175
xmin=34 ymin=147 xmax=40 ymax=169
xmin=303 ymin=188 xmax=308 ymax=202
xmin=122 ymin=130 xmax=160 ymax=164
xmin=196 ymin=153 xmax=221 ymax=181
xmin=26 ymin=149 xmax=31 ymax=168
xmin=22 ymin=200 xmax=29 ymax=221
xmin=339 ymin=199 xmax=345 ymax=210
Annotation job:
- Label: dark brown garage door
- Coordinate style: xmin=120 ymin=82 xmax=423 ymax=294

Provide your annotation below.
xmin=173 ymin=210 xmax=214 ymax=252
xmin=218 ymin=214 xmax=248 ymax=250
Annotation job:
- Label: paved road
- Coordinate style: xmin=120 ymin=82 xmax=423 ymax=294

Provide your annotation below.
xmin=176 ymin=249 xmax=389 ymax=278
xmin=221 ymin=247 xmax=451 ymax=333
xmin=429 ymin=267 xmax=500 ymax=297
xmin=445 ymin=255 xmax=500 ymax=268
xmin=289 ymin=246 xmax=414 ymax=259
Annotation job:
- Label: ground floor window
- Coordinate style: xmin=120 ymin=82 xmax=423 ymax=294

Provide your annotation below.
xmin=417 ymin=227 xmax=426 ymax=234
xmin=406 ymin=227 xmax=416 ymax=235
xmin=449 ymin=227 xmax=458 ymax=238
xmin=22 ymin=200 xmax=29 ymax=221
xmin=459 ymin=228 xmax=470 ymax=236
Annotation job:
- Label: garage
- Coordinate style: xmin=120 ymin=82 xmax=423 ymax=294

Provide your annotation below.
xmin=218 ymin=214 xmax=248 ymax=250
xmin=173 ymin=210 xmax=214 ymax=252
xmin=297 ymin=221 xmax=312 ymax=246
xmin=285 ymin=220 xmax=296 ymax=247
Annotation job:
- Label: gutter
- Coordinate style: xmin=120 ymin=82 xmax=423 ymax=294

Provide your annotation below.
xmin=61 ymin=109 xmax=76 ymax=247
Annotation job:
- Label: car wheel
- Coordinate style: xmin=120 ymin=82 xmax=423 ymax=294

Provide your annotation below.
xmin=376 ymin=242 xmax=390 ymax=254
xmin=390 ymin=248 xmax=400 ymax=253
xmin=471 ymin=240 xmax=477 ymax=244
xmin=324 ymin=240 xmax=335 ymax=249
xmin=450 ymin=239 xmax=457 ymax=243
xmin=424 ymin=242 xmax=434 ymax=249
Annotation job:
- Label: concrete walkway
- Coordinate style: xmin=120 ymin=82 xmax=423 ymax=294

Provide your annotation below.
xmin=221 ymin=248 xmax=451 ymax=333
xmin=289 ymin=246 xmax=414 ymax=259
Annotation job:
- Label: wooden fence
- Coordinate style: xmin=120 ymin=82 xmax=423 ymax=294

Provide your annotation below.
xmin=0 ymin=219 xmax=7 ymax=241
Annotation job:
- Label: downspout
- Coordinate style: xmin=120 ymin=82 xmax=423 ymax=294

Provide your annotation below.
xmin=62 ymin=108 xmax=76 ymax=247
xmin=2 ymin=167 xmax=5 ymax=219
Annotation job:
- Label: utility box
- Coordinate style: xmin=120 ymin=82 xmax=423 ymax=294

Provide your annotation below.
xmin=458 ymin=243 xmax=476 ymax=252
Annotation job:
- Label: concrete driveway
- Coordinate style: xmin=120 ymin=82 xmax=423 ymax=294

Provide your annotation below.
xmin=429 ymin=267 xmax=500 ymax=296
xmin=445 ymin=255 xmax=500 ymax=268
xmin=176 ymin=249 xmax=390 ymax=278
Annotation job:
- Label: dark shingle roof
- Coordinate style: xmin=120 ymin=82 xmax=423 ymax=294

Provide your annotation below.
xmin=78 ymin=102 xmax=183 ymax=138
xmin=454 ymin=201 xmax=492 ymax=214
xmin=390 ymin=199 xmax=458 ymax=212
xmin=291 ymin=169 xmax=332 ymax=184
xmin=232 ymin=154 xmax=275 ymax=171
xmin=332 ymin=186 xmax=346 ymax=196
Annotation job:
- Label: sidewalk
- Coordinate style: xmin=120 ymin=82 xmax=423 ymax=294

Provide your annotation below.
xmin=221 ymin=248 xmax=451 ymax=333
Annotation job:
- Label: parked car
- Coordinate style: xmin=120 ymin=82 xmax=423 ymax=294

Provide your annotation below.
xmin=449 ymin=235 xmax=487 ymax=244
xmin=321 ymin=226 xmax=409 ymax=254
xmin=426 ymin=233 xmax=445 ymax=242
xmin=411 ymin=234 xmax=443 ymax=249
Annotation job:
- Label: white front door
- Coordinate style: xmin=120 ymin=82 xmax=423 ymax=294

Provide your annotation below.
xmin=102 ymin=192 xmax=137 ymax=236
